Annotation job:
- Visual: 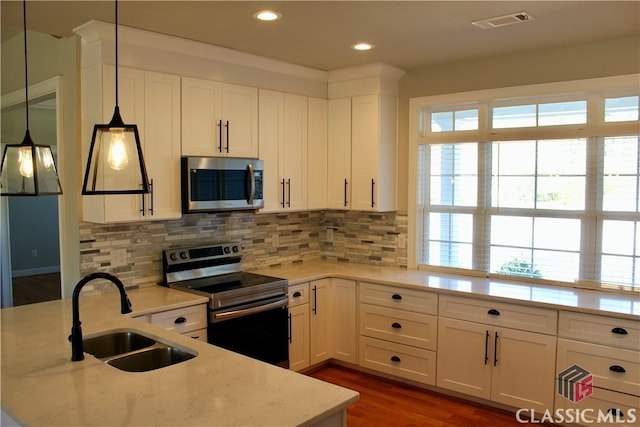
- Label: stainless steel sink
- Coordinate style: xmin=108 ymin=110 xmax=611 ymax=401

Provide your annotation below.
xmin=106 ymin=347 xmax=196 ymax=372
xmin=83 ymin=331 xmax=156 ymax=358
xmin=82 ymin=330 xmax=196 ymax=372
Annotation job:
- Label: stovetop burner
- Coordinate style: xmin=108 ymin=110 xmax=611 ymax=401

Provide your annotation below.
xmin=179 ymin=272 xmax=287 ymax=294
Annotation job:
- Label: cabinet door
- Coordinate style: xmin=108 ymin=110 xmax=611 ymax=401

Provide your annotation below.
xmin=289 ymin=303 xmax=310 ymax=372
xmin=258 ymin=89 xmax=284 ymax=212
xmin=331 ymin=278 xmax=357 ymax=363
xmin=327 ymin=98 xmax=351 ymax=209
xmin=181 ymin=77 xmax=223 ymax=156
xmin=310 ymin=279 xmax=332 ymax=365
xmin=282 ymin=93 xmax=308 ymax=211
xmin=307 ymin=97 xmax=327 ymax=210
xmin=491 ymin=327 xmax=557 ymax=412
xmin=437 ymin=317 xmax=492 ymax=399
xmin=222 ymin=83 xmax=258 ymax=158
xmin=143 ymin=71 xmax=181 ymax=220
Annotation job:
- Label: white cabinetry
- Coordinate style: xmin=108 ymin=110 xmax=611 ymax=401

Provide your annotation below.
xmin=82 ymin=65 xmax=181 ymax=223
xmin=135 ymin=303 xmax=208 ymax=342
xmin=309 ymin=278 xmax=357 ymax=365
xmin=181 ymin=77 xmax=258 ymax=158
xmin=358 ymin=282 xmax=438 ymax=385
xmin=556 ymin=312 xmax=640 ymax=426
xmin=307 ymin=97 xmax=328 ymax=210
xmin=437 ymin=295 xmax=557 ymax=413
xmin=288 ymin=283 xmax=310 ymax=372
xmin=259 ymin=90 xmax=308 ymax=212
xmin=327 ymin=94 xmax=397 ymax=211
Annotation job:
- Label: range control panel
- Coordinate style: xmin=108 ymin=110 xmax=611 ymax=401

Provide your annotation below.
xmin=163 ymin=242 xmax=241 ymax=266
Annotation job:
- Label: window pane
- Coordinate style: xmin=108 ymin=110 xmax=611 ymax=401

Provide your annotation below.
xmin=603 ymin=137 xmax=639 ymax=212
xmin=426 ymin=213 xmax=473 ymax=269
xmin=432 ymin=111 xmax=453 ymax=132
xmin=601 ymin=255 xmax=637 ymax=286
xmin=429 ymin=144 xmax=477 ymax=206
xmin=455 ymin=109 xmax=478 ymax=131
xmin=533 ymin=250 xmax=580 ymax=282
xmin=601 ymin=220 xmax=638 ymax=287
xmin=538 ymin=101 xmax=587 ymax=126
xmin=491 ymin=216 xmax=532 ymax=248
xmin=534 ymin=218 xmax=581 ymax=251
xmin=493 ymin=104 xmax=536 ymax=128
xmin=605 ymin=96 xmax=639 ymax=122
xmin=602 ymin=220 xmax=636 ymax=255
xmin=490 ymin=247 xmax=538 ymax=277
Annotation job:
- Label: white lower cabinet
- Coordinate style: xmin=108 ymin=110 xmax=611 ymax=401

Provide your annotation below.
xmin=288 ymin=283 xmax=310 ymax=372
xmin=358 ymin=282 xmax=438 ymax=385
xmin=437 ymin=296 xmax=557 ymax=413
xmin=135 ymin=303 xmax=208 ymax=342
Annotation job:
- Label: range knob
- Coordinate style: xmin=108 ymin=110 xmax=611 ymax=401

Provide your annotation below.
xmin=232 ymin=246 xmax=239 ymax=253
xmin=179 ymin=251 xmax=189 ymax=260
xmin=223 ymin=246 xmax=231 ymax=254
xmin=169 ymin=253 xmax=178 ymax=261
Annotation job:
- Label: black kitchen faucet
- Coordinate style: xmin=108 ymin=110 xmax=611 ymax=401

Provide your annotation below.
xmin=70 ymin=272 xmax=132 ymax=361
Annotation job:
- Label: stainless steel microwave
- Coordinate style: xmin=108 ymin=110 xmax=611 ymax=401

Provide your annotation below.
xmin=181 ymin=157 xmax=264 ymax=213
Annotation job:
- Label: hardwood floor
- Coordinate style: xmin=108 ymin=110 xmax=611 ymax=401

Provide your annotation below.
xmin=308 ymin=364 xmax=536 ymax=427
xmin=11 ymin=272 xmax=61 ymax=306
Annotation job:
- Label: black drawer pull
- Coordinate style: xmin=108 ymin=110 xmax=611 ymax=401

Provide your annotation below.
xmin=391 ymin=322 xmax=402 ymax=329
xmin=292 ymin=291 xmax=302 ymax=298
xmin=612 ymin=327 xmax=628 ymax=335
xmin=392 ymin=294 xmax=402 ymax=300
xmin=390 ymin=356 xmax=401 ymax=363
xmin=610 ymin=365 xmax=626 ymax=373
xmin=607 ymin=408 xmax=623 ymax=417
xmin=488 ymin=309 xmax=500 ymax=316
xmin=174 ymin=316 xmax=187 ymax=324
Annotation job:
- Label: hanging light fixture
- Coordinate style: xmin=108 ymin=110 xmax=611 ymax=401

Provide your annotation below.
xmin=0 ymin=0 xmax=62 ymax=196
xmin=82 ymin=0 xmax=149 ymax=195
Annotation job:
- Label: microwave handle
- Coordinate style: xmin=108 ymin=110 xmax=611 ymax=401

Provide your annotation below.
xmin=246 ymin=163 xmax=255 ymax=205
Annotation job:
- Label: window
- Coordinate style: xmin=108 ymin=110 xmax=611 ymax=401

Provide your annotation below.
xmin=412 ymin=76 xmax=640 ymax=292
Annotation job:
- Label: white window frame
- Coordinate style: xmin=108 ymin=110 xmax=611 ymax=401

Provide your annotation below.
xmin=408 ymin=74 xmax=640 ymax=291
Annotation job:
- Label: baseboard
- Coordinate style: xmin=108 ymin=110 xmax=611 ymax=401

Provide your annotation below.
xmin=12 ymin=266 xmax=60 ymax=278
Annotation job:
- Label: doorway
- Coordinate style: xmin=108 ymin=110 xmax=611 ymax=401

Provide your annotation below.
xmin=1 ymin=91 xmax=62 ymax=306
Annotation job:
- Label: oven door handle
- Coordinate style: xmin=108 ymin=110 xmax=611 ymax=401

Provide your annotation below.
xmin=212 ymin=296 xmax=287 ymax=322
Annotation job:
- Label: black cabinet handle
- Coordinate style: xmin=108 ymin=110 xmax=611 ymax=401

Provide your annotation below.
xmin=493 ymin=331 xmax=499 ymax=366
xmin=609 ymin=365 xmax=626 ymax=373
xmin=174 ymin=316 xmax=187 ymax=324
xmin=224 ymin=120 xmax=230 ymax=153
xmin=292 ymin=291 xmax=302 ymax=298
xmin=281 ymin=179 xmax=286 ymax=208
xmin=484 ymin=330 xmax=490 ymax=365
xmin=371 ymin=179 xmax=375 ymax=208
xmin=140 ymin=183 xmax=146 ymax=216
xmin=312 ymin=285 xmax=317 ymax=314
xmin=287 ymin=178 xmax=291 ymax=207
xmin=344 ymin=179 xmax=348 ymax=207
xmin=612 ymin=327 xmax=628 ymax=335
xmin=390 ymin=356 xmax=401 ymax=363
xmin=288 ymin=313 xmax=292 ymax=343
xmin=391 ymin=322 xmax=402 ymax=329
xmin=217 ymin=120 xmax=223 ymax=152
xmin=607 ymin=408 xmax=623 ymax=418
xmin=149 ymin=179 xmax=154 ymax=216
xmin=392 ymin=294 xmax=402 ymax=301
xmin=488 ymin=309 xmax=500 ymax=316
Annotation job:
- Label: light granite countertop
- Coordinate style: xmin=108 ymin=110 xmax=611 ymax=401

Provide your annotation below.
xmin=1 ymin=286 xmax=358 ymax=427
xmin=252 ymin=259 xmax=640 ymax=320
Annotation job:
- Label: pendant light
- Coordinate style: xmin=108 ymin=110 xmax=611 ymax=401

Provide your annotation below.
xmin=0 ymin=0 xmax=62 ymax=196
xmin=82 ymin=0 xmax=149 ymax=195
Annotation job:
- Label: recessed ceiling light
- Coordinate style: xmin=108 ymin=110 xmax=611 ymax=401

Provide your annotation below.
xmin=351 ymin=42 xmax=374 ymax=51
xmin=253 ymin=10 xmax=282 ymax=21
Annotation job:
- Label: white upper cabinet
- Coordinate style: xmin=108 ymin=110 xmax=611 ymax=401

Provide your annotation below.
xmin=182 ymin=77 xmax=258 ymax=158
xmin=259 ymin=90 xmax=308 ymax=212
xmin=327 ymin=98 xmax=352 ymax=209
xmin=82 ymin=65 xmax=181 ymax=223
xmin=307 ymin=97 xmax=328 ymax=210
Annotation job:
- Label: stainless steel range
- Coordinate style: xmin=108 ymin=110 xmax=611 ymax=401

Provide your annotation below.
xmin=162 ymin=242 xmax=289 ymax=368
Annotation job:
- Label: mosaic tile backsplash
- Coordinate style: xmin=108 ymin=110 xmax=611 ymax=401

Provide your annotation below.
xmin=79 ymin=210 xmax=407 ymax=293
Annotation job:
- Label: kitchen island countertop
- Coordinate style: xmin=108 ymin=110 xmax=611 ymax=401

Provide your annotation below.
xmin=1 ymin=286 xmax=358 ymax=426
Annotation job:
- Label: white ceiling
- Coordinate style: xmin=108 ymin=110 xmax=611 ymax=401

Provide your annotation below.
xmin=2 ymin=1 xmax=639 ymax=72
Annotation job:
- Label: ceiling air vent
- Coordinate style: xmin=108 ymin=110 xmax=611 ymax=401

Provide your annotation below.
xmin=472 ymin=11 xmax=534 ymax=29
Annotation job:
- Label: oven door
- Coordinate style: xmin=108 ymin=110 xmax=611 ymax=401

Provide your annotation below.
xmin=208 ymin=295 xmax=289 ymax=368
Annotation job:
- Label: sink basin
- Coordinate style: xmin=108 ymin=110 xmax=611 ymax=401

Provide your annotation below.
xmin=83 ymin=331 xmax=156 ymax=358
xmin=106 ymin=347 xmax=196 ymax=372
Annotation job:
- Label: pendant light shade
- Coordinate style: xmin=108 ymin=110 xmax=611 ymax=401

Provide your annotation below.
xmin=81 ymin=0 xmax=149 ymax=195
xmin=0 ymin=1 xmax=62 ymax=196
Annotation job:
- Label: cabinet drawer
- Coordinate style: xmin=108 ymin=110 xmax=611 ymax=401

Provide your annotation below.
xmin=288 ymin=283 xmax=310 ymax=307
xmin=359 ymin=304 xmax=437 ymax=350
xmin=359 ymin=282 xmax=437 ymax=315
xmin=559 ymin=311 xmax=640 ymax=351
xmin=557 ymin=338 xmax=640 ymax=397
xmin=555 ymin=387 xmax=640 ymax=426
xmin=184 ymin=328 xmax=208 ymax=342
xmin=359 ymin=336 xmax=436 ymax=385
xmin=150 ymin=304 xmax=207 ymax=334
xmin=439 ymin=295 xmax=557 ymax=335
